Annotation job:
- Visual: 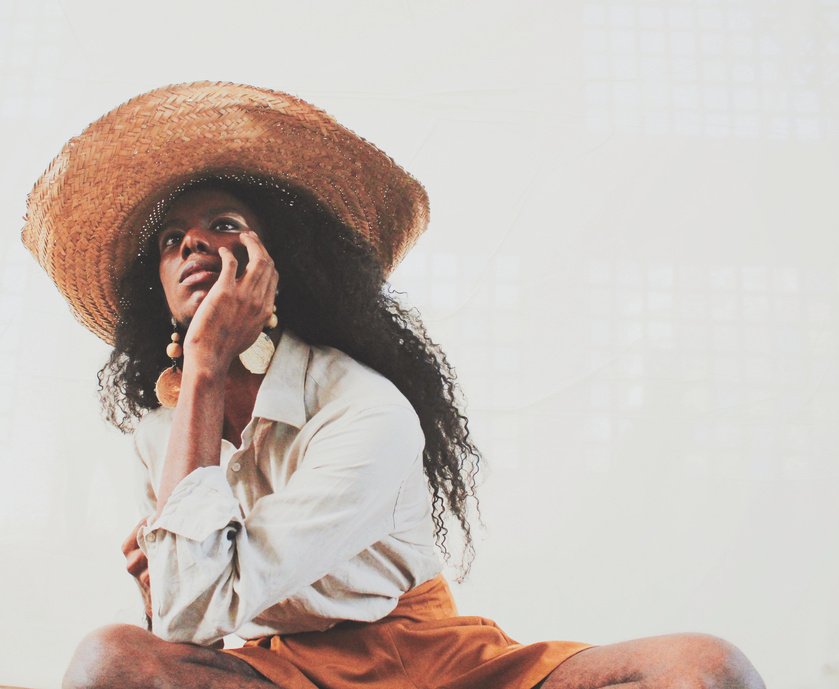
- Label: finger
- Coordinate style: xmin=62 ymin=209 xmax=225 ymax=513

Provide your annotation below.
xmin=120 ymin=535 xmax=137 ymax=556
xmin=126 ymin=550 xmax=148 ymax=577
xmin=121 ymin=518 xmax=146 ymax=555
xmin=217 ymin=246 xmax=239 ymax=287
xmin=127 ymin=560 xmax=148 ymax=579
xmin=126 ymin=559 xmax=144 ymax=578
xmin=238 ymin=235 xmax=278 ymax=316
xmin=265 ymin=267 xmax=280 ymax=309
xmin=239 ymin=229 xmax=269 ymax=257
xmin=252 ymin=263 xmax=279 ymax=310
xmin=249 ymin=267 xmax=279 ymax=325
xmin=239 ymin=232 xmax=275 ymax=280
xmin=239 ymin=233 xmax=276 ymax=283
xmin=125 ymin=546 xmax=147 ymax=565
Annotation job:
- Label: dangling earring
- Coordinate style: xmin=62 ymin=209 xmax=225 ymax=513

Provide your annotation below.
xmin=155 ymin=318 xmax=183 ymax=408
xmin=239 ymin=304 xmax=278 ymax=375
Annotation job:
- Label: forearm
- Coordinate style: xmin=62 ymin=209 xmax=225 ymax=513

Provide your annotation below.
xmin=155 ymin=361 xmax=227 ymax=517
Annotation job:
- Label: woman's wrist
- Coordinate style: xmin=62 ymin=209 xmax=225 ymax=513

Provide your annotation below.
xmin=181 ymin=347 xmax=237 ymax=381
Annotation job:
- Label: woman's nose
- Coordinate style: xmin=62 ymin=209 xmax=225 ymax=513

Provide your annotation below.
xmin=179 ymin=228 xmax=212 ymax=259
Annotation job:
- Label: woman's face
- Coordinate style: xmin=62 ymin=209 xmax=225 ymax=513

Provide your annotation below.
xmin=157 ymin=187 xmax=266 ymax=325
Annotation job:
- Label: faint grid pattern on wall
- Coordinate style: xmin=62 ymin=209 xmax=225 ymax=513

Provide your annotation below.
xmin=584 ymin=260 xmax=838 ymax=480
xmin=583 ymin=0 xmax=839 ymax=139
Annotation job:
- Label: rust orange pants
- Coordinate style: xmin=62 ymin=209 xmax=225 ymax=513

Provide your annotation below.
xmin=224 ymin=575 xmax=592 ymax=689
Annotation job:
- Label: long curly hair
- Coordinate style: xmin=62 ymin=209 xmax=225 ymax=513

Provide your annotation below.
xmin=99 ymin=176 xmax=481 ymax=572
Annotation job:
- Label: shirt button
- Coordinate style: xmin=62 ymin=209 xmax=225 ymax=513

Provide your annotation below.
xmin=146 ymin=532 xmax=156 ymax=543
xmin=231 ymin=462 xmax=241 ymax=472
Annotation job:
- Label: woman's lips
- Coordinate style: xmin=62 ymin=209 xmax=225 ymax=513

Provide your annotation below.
xmin=181 ymin=269 xmax=219 ymax=287
xmin=180 ymin=259 xmax=221 ymax=287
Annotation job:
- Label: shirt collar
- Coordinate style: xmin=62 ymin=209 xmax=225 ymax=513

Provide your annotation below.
xmin=251 ymin=329 xmax=310 ymax=428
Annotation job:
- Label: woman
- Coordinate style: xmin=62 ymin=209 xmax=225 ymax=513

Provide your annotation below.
xmin=22 ymin=82 xmax=764 ymax=689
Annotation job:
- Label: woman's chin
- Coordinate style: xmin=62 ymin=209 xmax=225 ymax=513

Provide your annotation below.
xmin=171 ymin=292 xmax=209 ymax=327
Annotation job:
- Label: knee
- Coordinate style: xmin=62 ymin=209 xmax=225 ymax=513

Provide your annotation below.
xmin=63 ymin=624 xmax=155 ymax=689
xmin=675 ymin=633 xmax=765 ymax=689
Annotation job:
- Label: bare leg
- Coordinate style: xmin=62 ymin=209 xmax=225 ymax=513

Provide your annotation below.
xmin=541 ymin=633 xmax=765 ymax=689
xmin=63 ymin=624 xmax=277 ymax=689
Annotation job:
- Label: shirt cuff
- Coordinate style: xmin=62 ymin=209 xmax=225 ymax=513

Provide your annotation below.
xmin=139 ymin=466 xmax=242 ymax=547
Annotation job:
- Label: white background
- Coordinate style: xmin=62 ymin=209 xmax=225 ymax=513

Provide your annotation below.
xmin=1 ymin=1 xmax=838 ymax=687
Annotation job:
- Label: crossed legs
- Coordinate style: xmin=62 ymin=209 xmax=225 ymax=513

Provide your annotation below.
xmin=63 ymin=624 xmax=765 ymax=689
xmin=541 ymin=633 xmax=765 ymax=689
xmin=63 ymin=624 xmax=274 ymax=689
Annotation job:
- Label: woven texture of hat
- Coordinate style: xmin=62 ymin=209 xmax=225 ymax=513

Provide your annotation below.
xmin=21 ymin=81 xmax=429 ymax=344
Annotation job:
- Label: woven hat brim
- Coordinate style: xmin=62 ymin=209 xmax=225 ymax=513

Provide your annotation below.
xmin=21 ymin=81 xmax=429 ymax=344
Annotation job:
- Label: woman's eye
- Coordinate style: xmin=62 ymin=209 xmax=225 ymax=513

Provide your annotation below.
xmin=159 ymin=232 xmax=182 ymax=250
xmin=212 ymin=219 xmax=242 ymax=232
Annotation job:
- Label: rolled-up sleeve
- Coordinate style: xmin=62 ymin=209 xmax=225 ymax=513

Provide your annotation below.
xmin=138 ymin=402 xmax=425 ymax=645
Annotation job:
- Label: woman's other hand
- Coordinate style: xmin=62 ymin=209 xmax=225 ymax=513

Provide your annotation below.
xmin=121 ymin=518 xmax=152 ymax=620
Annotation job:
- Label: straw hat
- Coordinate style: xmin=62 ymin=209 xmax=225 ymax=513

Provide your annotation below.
xmin=21 ymin=81 xmax=429 ymax=344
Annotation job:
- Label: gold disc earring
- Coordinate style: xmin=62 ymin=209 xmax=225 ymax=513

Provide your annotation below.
xmin=239 ymin=305 xmax=278 ymax=375
xmin=155 ymin=320 xmax=183 ymax=408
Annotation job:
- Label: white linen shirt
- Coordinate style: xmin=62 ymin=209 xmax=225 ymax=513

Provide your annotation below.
xmin=135 ymin=330 xmax=441 ymax=645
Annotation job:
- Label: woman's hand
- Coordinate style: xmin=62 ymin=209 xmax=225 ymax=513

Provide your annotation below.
xmin=122 ymin=518 xmax=153 ymax=620
xmin=183 ymin=231 xmax=279 ymax=375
